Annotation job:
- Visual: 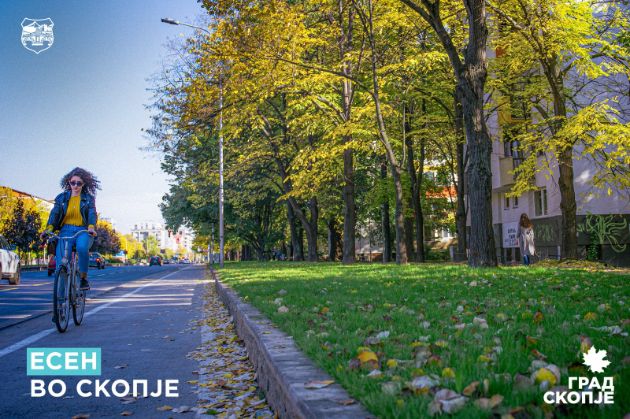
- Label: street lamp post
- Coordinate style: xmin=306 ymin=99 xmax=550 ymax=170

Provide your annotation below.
xmin=161 ymin=17 xmax=224 ymax=268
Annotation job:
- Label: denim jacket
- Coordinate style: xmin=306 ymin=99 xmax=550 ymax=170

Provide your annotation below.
xmin=47 ymin=191 xmax=97 ymax=231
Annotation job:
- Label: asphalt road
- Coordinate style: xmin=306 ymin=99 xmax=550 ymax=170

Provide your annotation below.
xmin=0 ymin=264 xmax=209 ymax=418
xmin=0 ymin=265 xmax=192 ymax=330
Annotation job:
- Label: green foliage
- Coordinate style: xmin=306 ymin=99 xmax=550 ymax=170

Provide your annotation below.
xmin=148 ymin=0 xmax=628 ymax=265
xmin=144 ymin=236 xmax=160 ymax=257
xmin=1 ymin=199 xmax=42 ymax=255
xmin=92 ymin=220 xmax=121 ymax=255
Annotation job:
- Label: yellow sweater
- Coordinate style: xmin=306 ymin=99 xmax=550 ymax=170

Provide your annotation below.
xmin=62 ymin=196 xmax=83 ymax=226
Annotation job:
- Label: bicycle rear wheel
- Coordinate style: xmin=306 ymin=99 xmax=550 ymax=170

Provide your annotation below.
xmin=53 ymin=267 xmax=70 ymax=332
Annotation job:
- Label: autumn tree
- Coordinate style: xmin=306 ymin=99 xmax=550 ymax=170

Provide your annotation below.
xmin=92 ymin=220 xmax=121 ymax=255
xmin=400 ymin=0 xmax=498 ymax=266
xmin=1 ymin=199 xmax=42 ymax=263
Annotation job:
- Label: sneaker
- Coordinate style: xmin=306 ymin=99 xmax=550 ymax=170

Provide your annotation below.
xmin=80 ymin=279 xmax=90 ymax=290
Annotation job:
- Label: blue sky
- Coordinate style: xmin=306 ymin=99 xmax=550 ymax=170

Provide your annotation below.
xmin=0 ymin=0 xmax=204 ymax=233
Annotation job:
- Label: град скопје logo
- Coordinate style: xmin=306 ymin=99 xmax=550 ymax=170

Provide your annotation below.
xmin=544 ymin=345 xmax=615 ymax=405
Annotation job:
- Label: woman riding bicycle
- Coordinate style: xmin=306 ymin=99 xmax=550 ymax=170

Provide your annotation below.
xmin=42 ymin=167 xmax=99 ymax=290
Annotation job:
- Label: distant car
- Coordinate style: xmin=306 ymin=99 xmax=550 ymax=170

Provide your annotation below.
xmin=48 ymin=255 xmax=56 ymax=276
xmin=89 ymin=252 xmax=105 ymax=269
xmin=149 ymin=256 xmax=162 ymax=266
xmin=0 ymin=235 xmax=21 ymax=285
xmin=162 ymin=258 xmax=170 ymax=264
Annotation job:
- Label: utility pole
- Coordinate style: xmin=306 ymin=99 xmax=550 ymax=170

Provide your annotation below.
xmin=218 ymin=76 xmax=224 ymax=268
xmin=162 ymin=17 xmax=224 ymax=268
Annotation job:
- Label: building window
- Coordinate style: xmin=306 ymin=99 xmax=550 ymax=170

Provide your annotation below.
xmin=504 ymin=195 xmax=510 ymax=210
xmin=503 ymin=125 xmax=525 ymax=169
xmin=513 ymin=195 xmax=519 ymax=208
xmin=534 ymin=189 xmax=547 ymax=216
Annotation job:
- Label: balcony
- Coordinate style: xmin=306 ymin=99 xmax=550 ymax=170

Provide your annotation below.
xmin=496 ymin=156 xmax=523 ymax=190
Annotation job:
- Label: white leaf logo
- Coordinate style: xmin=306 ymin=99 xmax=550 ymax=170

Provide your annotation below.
xmin=582 ymin=346 xmax=610 ymax=373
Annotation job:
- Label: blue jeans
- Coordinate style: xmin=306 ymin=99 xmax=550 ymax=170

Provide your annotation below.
xmin=56 ymin=225 xmax=94 ymax=275
xmin=523 ymin=255 xmax=530 ymax=266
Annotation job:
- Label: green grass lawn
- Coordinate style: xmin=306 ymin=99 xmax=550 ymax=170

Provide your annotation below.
xmin=217 ymin=262 xmax=629 ymax=418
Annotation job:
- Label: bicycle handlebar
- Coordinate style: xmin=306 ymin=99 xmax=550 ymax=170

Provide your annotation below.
xmin=44 ymin=229 xmax=96 ymax=241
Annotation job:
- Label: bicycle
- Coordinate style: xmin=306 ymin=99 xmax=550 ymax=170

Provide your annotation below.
xmin=44 ymin=229 xmax=95 ymax=333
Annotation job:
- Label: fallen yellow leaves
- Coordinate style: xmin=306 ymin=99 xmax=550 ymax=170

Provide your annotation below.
xmin=357 ymin=348 xmax=378 ymax=364
xmin=462 ymin=381 xmax=479 ymax=396
xmin=186 ymin=282 xmax=273 ymax=418
xmin=583 ymin=312 xmax=598 ymax=320
xmin=475 ymin=394 xmax=503 ymax=410
xmin=386 ymin=359 xmax=398 ymax=369
xmin=532 ymin=364 xmax=560 ymax=387
xmin=304 ymin=380 xmax=335 ymax=389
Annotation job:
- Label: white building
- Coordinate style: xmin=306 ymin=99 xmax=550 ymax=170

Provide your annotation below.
xmin=482 ymin=46 xmax=630 ymax=265
xmin=130 ymin=221 xmax=195 ymax=254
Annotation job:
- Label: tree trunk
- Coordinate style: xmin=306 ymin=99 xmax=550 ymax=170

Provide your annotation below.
xmin=454 ymin=92 xmax=467 ymax=260
xmin=381 ymin=161 xmax=392 ymax=263
xmin=416 ymin=128 xmax=426 ymax=262
xmin=328 ymin=217 xmax=338 ymax=261
xmin=390 ymin=162 xmax=408 ymax=263
xmin=399 ymin=0 xmax=496 ymax=267
xmin=459 ymin=77 xmax=496 ymax=266
xmin=362 ymin=0 xmax=407 ymax=263
xmin=306 ymin=197 xmax=319 ymax=261
xmin=297 ymin=226 xmax=304 ymax=260
xmin=462 ymin=1 xmax=496 ymax=267
xmin=274 ymin=155 xmax=317 ymax=261
xmin=340 ymin=2 xmax=356 ymax=264
xmin=558 ymin=147 xmax=577 ymax=258
xmin=404 ymin=129 xmax=418 ymax=260
xmin=545 ymin=58 xmax=577 ymax=259
xmin=406 ymin=103 xmax=425 ymax=262
xmin=287 ymin=202 xmax=303 ymax=261
xmin=281 ymin=241 xmax=287 ymax=260
xmin=288 ymin=197 xmax=318 ymax=261
xmin=342 ymin=147 xmax=356 ymax=263
xmin=255 ymin=246 xmax=265 ymax=261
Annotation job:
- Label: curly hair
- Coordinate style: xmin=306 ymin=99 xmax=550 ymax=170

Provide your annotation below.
xmin=60 ymin=167 xmax=101 ymax=196
xmin=520 ymin=213 xmax=533 ymax=229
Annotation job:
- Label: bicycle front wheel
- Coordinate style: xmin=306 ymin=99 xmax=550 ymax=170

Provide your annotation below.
xmin=53 ymin=267 xmax=70 ymax=333
xmin=72 ymin=278 xmax=86 ymax=325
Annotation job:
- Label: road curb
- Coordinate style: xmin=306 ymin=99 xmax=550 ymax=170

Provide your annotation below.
xmin=211 ymin=268 xmax=372 ymax=419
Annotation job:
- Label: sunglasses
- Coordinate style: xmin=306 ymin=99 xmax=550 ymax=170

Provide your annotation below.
xmin=69 ymin=181 xmax=84 ymax=187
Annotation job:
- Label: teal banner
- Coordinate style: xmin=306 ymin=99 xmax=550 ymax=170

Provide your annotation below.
xmin=27 ymin=348 xmax=101 ymax=376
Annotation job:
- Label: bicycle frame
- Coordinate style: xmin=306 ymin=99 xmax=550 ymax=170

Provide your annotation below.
xmin=54 ymin=229 xmax=89 ymax=272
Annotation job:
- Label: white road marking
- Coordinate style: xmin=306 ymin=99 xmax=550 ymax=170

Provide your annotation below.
xmin=0 ymin=268 xmax=189 ymax=359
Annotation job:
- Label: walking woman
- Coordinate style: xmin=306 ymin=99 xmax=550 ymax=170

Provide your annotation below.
xmin=43 ymin=167 xmax=99 ymax=290
xmin=518 ymin=213 xmax=535 ymax=266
